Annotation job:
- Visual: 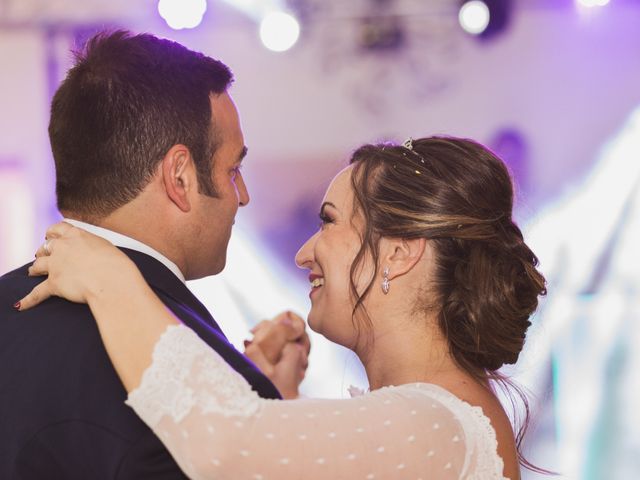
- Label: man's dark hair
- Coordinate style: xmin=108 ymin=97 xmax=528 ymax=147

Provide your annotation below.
xmin=49 ymin=30 xmax=233 ymax=219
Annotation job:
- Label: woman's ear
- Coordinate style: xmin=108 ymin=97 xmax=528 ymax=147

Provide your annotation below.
xmin=380 ymin=237 xmax=427 ymax=280
xmin=161 ymin=144 xmax=196 ymax=212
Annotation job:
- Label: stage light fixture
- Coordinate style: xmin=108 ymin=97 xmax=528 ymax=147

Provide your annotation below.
xmin=459 ymin=0 xmax=512 ymax=40
xmin=259 ymin=11 xmax=300 ymax=52
xmin=158 ymin=0 xmax=207 ymax=30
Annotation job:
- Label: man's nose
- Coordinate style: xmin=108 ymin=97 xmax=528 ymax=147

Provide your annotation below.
xmin=238 ymin=176 xmax=250 ymax=206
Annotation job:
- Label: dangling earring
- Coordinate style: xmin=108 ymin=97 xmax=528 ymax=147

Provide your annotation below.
xmin=381 ymin=267 xmax=390 ymax=294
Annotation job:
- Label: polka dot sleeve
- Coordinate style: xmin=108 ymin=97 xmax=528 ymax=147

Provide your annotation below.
xmin=126 ymin=325 xmax=507 ymax=480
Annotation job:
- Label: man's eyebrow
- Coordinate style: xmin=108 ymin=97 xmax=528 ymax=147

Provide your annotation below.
xmin=237 ymin=146 xmax=248 ymax=163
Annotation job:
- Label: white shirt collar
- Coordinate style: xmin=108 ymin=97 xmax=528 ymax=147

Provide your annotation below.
xmin=63 ymin=218 xmax=186 ymax=284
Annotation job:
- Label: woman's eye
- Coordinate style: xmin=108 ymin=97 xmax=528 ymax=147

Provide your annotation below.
xmin=318 ymin=212 xmax=334 ymax=228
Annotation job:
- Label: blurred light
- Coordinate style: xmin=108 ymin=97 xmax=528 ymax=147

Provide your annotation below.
xmin=459 ymin=1 xmax=490 ymax=35
xmin=0 ymin=163 xmax=35 ymax=272
xmin=158 ymin=0 xmax=207 ymax=30
xmin=220 ymin=0 xmax=284 ymax=21
xmin=577 ymin=0 xmax=610 ymax=7
xmin=459 ymin=0 xmax=512 ymax=40
xmin=259 ymin=11 xmax=300 ymax=52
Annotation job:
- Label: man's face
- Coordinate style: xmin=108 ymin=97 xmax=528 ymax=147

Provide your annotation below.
xmin=189 ymin=92 xmax=249 ymax=279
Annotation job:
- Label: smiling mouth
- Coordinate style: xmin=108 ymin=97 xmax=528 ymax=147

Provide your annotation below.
xmin=310 ymin=278 xmax=325 ymax=288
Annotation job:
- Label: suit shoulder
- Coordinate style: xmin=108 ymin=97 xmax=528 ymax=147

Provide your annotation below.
xmin=0 ymin=262 xmax=31 ymax=282
xmin=0 ymin=262 xmax=95 ymax=335
xmin=0 ymin=262 xmax=40 ymax=300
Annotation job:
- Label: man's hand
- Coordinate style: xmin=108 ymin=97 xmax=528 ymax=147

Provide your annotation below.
xmin=244 ymin=311 xmax=310 ymax=399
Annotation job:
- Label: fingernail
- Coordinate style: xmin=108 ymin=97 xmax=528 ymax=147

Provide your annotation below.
xmin=282 ymin=312 xmax=293 ymax=325
xmin=13 ymin=301 xmax=21 ymax=311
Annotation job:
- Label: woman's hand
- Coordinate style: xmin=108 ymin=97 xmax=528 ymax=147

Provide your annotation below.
xmin=244 ymin=311 xmax=311 ymax=399
xmin=16 ymin=222 xmax=174 ymax=392
xmin=17 ymin=222 xmax=138 ymax=310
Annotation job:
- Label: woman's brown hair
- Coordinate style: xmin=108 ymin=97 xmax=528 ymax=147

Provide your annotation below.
xmin=347 ymin=136 xmax=547 ymax=472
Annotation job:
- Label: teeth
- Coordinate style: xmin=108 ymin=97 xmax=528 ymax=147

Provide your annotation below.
xmin=311 ymin=278 xmax=325 ymax=288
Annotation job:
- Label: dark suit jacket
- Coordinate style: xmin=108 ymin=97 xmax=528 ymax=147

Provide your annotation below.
xmin=0 ymin=248 xmax=281 ymax=479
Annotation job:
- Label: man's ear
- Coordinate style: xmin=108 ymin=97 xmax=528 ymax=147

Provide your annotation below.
xmin=161 ymin=144 xmax=196 ymax=212
xmin=380 ymin=237 xmax=427 ymax=280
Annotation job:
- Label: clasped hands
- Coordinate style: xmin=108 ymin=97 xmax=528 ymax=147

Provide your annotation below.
xmin=243 ymin=311 xmax=311 ymax=400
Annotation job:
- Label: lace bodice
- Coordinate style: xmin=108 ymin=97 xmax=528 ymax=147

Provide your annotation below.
xmin=126 ymin=325 xmax=508 ymax=480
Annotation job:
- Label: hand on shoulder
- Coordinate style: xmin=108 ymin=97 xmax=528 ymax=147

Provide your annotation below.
xmin=17 ymin=222 xmax=140 ymax=310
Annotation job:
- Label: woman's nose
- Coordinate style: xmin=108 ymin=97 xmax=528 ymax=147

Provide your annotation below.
xmin=295 ymin=232 xmax=318 ymax=269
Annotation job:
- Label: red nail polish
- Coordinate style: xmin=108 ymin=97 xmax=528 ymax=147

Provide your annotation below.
xmin=13 ymin=301 xmax=21 ymax=310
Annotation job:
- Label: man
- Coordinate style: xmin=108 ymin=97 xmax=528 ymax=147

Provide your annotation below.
xmin=0 ymin=30 xmax=308 ymax=479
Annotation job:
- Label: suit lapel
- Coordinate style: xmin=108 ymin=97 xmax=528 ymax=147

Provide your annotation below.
xmin=118 ymin=248 xmax=282 ymax=400
xmin=119 ymin=248 xmax=226 ymax=338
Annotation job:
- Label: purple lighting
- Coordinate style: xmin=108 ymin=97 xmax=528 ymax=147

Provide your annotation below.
xmin=576 ymin=0 xmax=611 ymax=7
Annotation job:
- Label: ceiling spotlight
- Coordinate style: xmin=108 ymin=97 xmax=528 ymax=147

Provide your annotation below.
xmin=259 ymin=11 xmax=300 ymax=52
xmin=459 ymin=0 xmax=512 ymax=40
xmin=158 ymin=0 xmax=207 ymax=30
xmin=459 ymin=1 xmax=490 ymax=35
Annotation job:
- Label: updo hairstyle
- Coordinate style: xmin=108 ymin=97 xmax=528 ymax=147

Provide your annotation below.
xmin=348 ymin=136 xmax=546 ymax=375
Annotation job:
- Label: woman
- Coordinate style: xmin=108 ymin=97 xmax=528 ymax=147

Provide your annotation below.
xmin=18 ymin=136 xmax=546 ymax=479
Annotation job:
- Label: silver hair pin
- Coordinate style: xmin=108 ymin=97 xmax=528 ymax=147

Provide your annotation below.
xmin=401 ymin=137 xmax=425 ymax=165
xmin=402 ymin=137 xmax=415 ymax=150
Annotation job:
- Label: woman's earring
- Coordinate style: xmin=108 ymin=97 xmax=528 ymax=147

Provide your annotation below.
xmin=381 ymin=267 xmax=390 ymax=295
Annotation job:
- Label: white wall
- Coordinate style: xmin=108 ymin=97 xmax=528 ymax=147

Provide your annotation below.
xmin=0 ymin=29 xmax=51 ymax=268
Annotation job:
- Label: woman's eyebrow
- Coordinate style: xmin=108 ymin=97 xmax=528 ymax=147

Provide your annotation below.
xmin=320 ymin=201 xmax=338 ymax=214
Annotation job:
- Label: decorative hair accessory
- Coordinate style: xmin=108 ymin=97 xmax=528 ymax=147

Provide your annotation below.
xmin=402 ymin=137 xmax=415 ymax=150
xmin=401 ymin=137 xmax=425 ymax=165
xmin=381 ymin=266 xmax=390 ymax=294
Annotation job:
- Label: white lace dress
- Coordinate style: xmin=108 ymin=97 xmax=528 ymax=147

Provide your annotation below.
xmin=126 ymin=325 xmax=508 ymax=480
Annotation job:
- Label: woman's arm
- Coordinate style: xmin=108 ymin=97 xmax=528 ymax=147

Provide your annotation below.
xmin=126 ymin=324 xmax=470 ymax=480
xmin=84 ymin=271 xmax=179 ymax=393
xmin=19 ymin=222 xmax=181 ymax=392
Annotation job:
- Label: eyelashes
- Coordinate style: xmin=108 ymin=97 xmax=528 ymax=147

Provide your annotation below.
xmin=230 ymin=164 xmax=243 ymax=178
xmin=318 ymin=212 xmax=334 ymax=228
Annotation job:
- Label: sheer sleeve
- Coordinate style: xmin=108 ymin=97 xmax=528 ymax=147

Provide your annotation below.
xmin=126 ymin=325 xmax=506 ymax=480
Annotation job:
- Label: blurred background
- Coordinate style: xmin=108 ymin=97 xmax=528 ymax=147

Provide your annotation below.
xmin=1 ymin=0 xmax=639 ymax=477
